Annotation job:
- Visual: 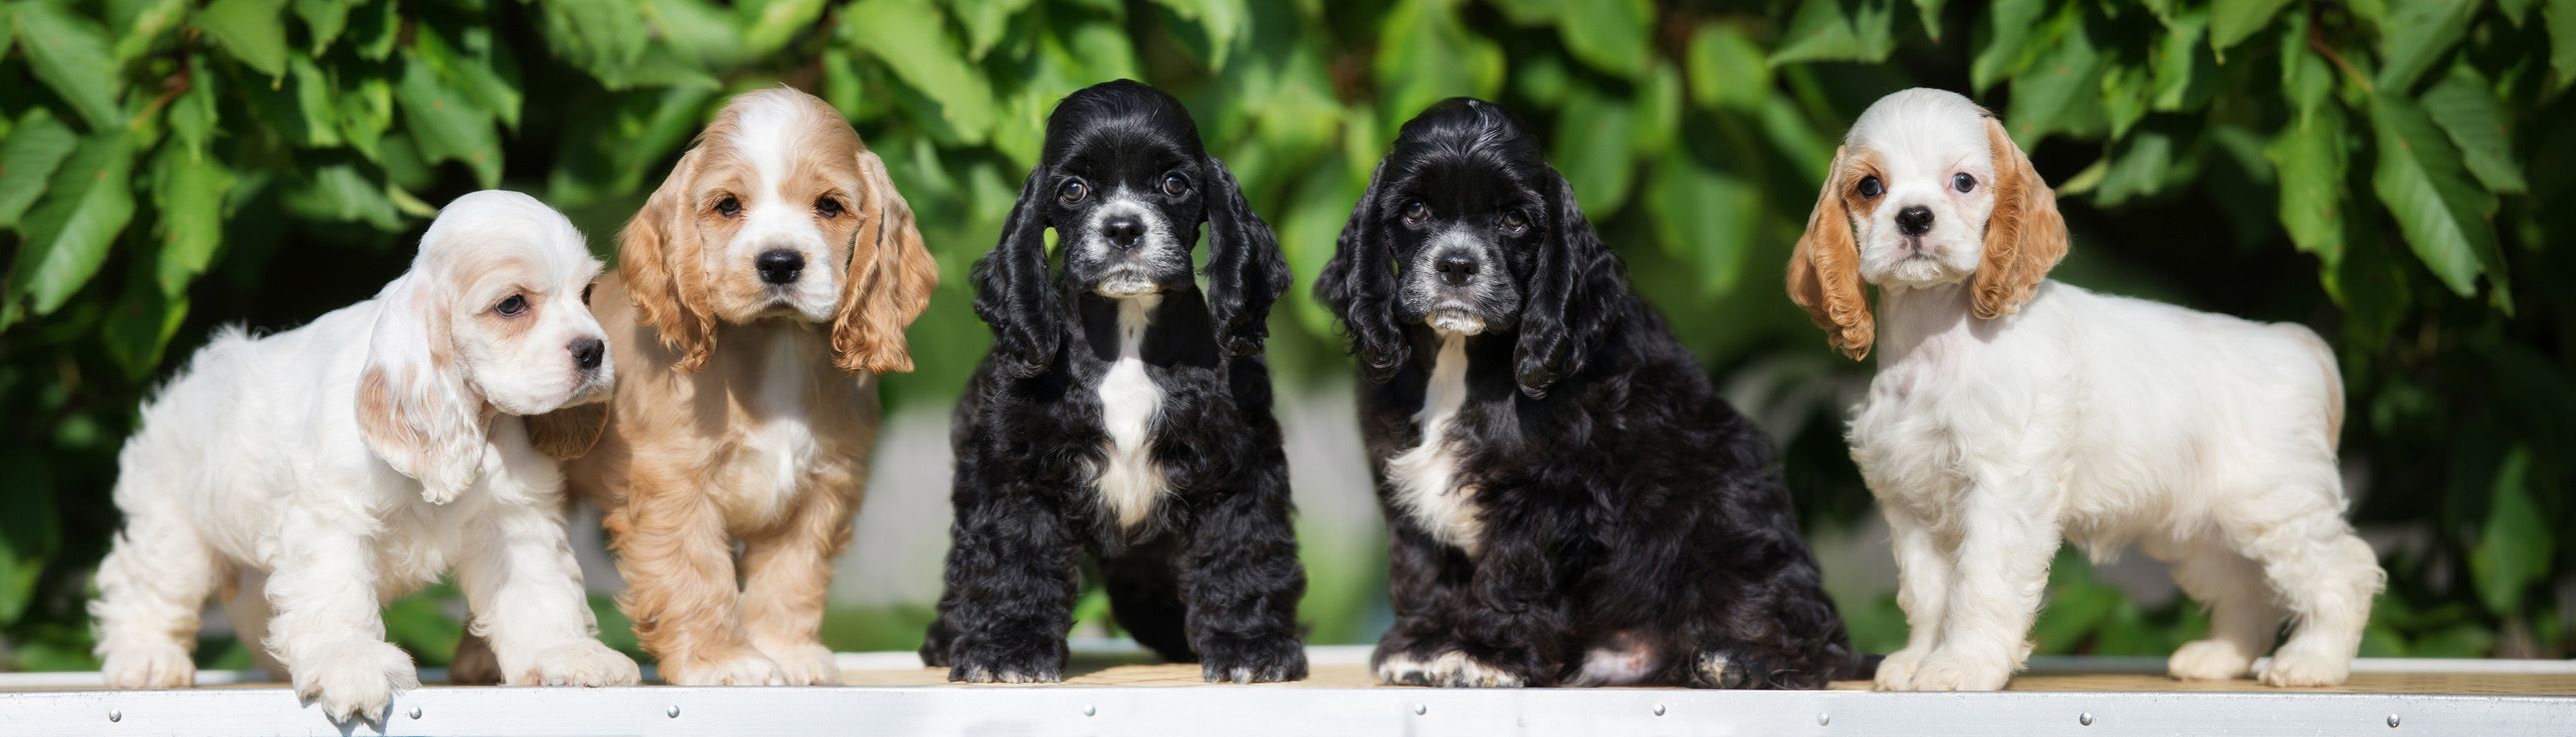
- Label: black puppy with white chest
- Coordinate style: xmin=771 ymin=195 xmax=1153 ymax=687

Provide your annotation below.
xmin=921 ymin=80 xmax=1306 ymax=683
xmin=1315 ymin=98 xmax=1864 ymax=689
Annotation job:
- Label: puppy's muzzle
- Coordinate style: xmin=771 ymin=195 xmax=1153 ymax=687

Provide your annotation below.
xmin=571 ymin=338 xmax=606 ymax=372
xmin=756 ymin=249 xmax=805 ymax=285
xmin=1435 ymin=252 xmax=1478 ymax=287
xmin=1102 ymin=215 xmax=1145 ymax=250
xmin=1895 ymin=206 xmax=1934 ymax=237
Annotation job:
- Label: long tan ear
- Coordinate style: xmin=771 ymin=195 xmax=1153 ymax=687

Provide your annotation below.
xmin=356 ymin=273 xmax=489 ymax=504
xmin=1787 ymin=145 xmax=1874 ymax=360
xmin=1970 ymin=114 xmax=2068 ymax=319
xmin=525 ymin=402 xmax=610 ymax=461
xmin=831 ymin=149 xmax=939 ymax=374
xmin=622 ymin=149 xmax=719 ymax=373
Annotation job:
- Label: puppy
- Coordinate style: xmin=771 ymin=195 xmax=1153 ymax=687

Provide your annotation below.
xmin=91 ymin=191 xmax=639 ymax=723
xmin=1787 ymin=88 xmax=2382 ymax=690
xmin=1314 ymin=98 xmax=1862 ymax=689
xmin=918 ymin=80 xmax=1306 ymax=684
xmin=468 ymin=87 xmax=938 ymax=686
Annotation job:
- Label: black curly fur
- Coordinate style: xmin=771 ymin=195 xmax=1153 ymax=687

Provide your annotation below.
xmin=1314 ymin=98 xmax=1866 ymax=689
xmin=921 ymin=80 xmax=1307 ymax=684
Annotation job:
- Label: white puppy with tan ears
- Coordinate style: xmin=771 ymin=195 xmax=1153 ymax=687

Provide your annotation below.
xmin=1786 ymin=89 xmax=2383 ymax=691
xmin=90 ymin=190 xmax=640 ymax=723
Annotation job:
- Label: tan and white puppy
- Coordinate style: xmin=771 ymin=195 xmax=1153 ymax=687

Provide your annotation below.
xmin=462 ymin=87 xmax=936 ymax=687
xmin=1788 ymin=89 xmax=2382 ymax=691
xmin=92 ymin=191 xmax=638 ymax=724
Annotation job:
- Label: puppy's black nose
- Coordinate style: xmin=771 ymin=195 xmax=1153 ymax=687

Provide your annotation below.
xmin=1436 ymin=253 xmax=1477 ymax=287
xmin=1103 ymin=216 xmax=1145 ymax=249
xmin=571 ymin=338 xmax=605 ymax=371
xmin=1895 ymin=206 xmax=1935 ymax=236
xmin=756 ymin=249 xmax=805 ymax=285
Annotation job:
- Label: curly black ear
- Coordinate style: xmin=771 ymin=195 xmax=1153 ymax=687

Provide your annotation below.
xmin=971 ymin=167 xmax=1063 ymax=378
xmin=1201 ymin=156 xmax=1290 ymax=358
xmin=1513 ymin=172 xmax=1626 ymax=399
xmin=1313 ymin=159 xmax=1408 ymax=382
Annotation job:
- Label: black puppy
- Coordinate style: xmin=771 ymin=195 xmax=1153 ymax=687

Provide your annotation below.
xmin=1314 ymin=98 xmax=1865 ymax=689
xmin=921 ymin=80 xmax=1306 ymax=684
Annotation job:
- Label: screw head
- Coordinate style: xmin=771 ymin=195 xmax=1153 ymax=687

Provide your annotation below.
xmin=667 ymin=705 xmax=682 ymax=719
xmin=2389 ymin=714 xmax=2402 ymax=728
xmin=408 ymin=706 xmax=423 ymax=720
xmin=2079 ymin=712 xmax=2095 ymax=726
xmin=108 ymin=709 xmax=122 ymax=723
xmin=1083 ymin=704 xmax=1097 ymax=717
xmin=1651 ymin=703 xmax=1666 ymax=717
xmin=1413 ymin=703 xmax=1427 ymax=716
xmin=1819 ymin=712 xmax=1832 ymax=726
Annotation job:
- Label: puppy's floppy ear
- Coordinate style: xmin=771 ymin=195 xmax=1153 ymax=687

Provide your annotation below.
xmin=832 ymin=149 xmax=940 ymax=374
xmin=1970 ymin=113 xmax=2068 ymax=320
xmin=525 ymin=402 xmax=609 ymax=461
xmin=971 ymin=167 xmax=1064 ymax=377
xmin=1513 ymin=172 xmax=1628 ymax=399
xmin=356 ymin=272 xmax=489 ymax=504
xmin=622 ymin=149 xmax=720 ymax=373
xmin=1787 ymin=145 xmax=1874 ymax=360
xmin=1200 ymin=156 xmax=1290 ymax=357
xmin=1313 ymin=159 xmax=1407 ymax=382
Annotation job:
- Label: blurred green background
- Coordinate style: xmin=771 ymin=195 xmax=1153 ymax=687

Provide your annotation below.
xmin=2 ymin=0 xmax=2571 ymax=673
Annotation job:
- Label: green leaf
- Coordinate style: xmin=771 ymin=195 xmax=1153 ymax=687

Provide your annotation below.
xmin=2419 ymin=68 xmax=2529 ymax=194
xmin=1151 ymin=0 xmax=1247 ymax=69
xmin=284 ymin=162 xmax=403 ymax=230
xmin=2469 ymin=448 xmax=2550 ymax=614
xmin=109 ymin=0 xmax=188 ymax=61
xmin=2092 ymin=127 xmax=2185 ymax=205
xmin=1630 ymin=63 xmax=1682 ymax=154
xmin=196 ymin=0 xmax=291 ymax=79
xmin=350 ymin=0 xmax=398 ymax=60
xmin=1686 ymin=24 xmax=1770 ymax=112
xmin=1372 ymin=0 xmax=1503 ymax=133
xmin=2501 ymin=0 xmax=2539 ymax=24
xmin=17 ymin=1 xmax=126 ymax=130
xmin=1970 ymin=0 xmax=2055 ymax=92
xmin=540 ymin=0 xmax=651 ymax=86
xmin=1557 ymin=0 xmax=1652 ymax=77
xmin=955 ymin=0 xmax=1036 ymax=59
xmin=1550 ymin=89 xmax=1635 ymax=217
xmin=2099 ymin=60 xmax=2152 ymax=139
xmin=0 ymin=109 xmax=79 ymax=228
xmin=168 ymin=59 xmax=221 ymax=159
xmin=0 ymin=2 xmax=16 ymax=61
xmin=295 ymin=0 xmax=352 ymax=53
xmin=845 ymin=0 xmax=996 ymax=145
xmin=394 ymin=55 xmax=504 ymax=188
xmin=419 ymin=25 xmax=525 ymax=130
xmin=2552 ymin=0 xmax=2576 ymax=87
xmin=1770 ymin=0 xmax=1899 ymax=65
xmin=2369 ymin=95 xmax=2507 ymax=304
xmin=2269 ymin=108 xmax=2349 ymax=268
xmin=288 ymin=56 xmax=345 ymax=148
xmin=2375 ymin=0 xmax=2477 ymax=92
xmin=104 ymin=272 xmax=189 ymax=379
xmin=2005 ymin=20 xmax=2108 ymax=146
xmin=0 ymin=452 xmax=60 ymax=623
xmin=2208 ymin=0 xmax=2292 ymax=57
xmin=1913 ymin=0 xmax=1945 ymax=40
xmin=2150 ymin=8 xmax=2217 ymax=112
xmin=2281 ymin=16 xmax=2335 ymax=125
xmin=151 ymin=144 xmax=236 ymax=296
xmin=740 ymin=0 xmax=830 ymax=57
xmin=335 ymin=76 xmax=394 ymax=162
xmin=10 ymin=132 xmax=137 ymax=316
xmin=1647 ymin=157 xmax=1756 ymax=296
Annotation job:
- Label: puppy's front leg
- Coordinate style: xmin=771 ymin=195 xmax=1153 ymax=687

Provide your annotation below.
xmin=454 ymin=452 xmax=639 ymax=688
xmin=1876 ymin=509 xmax=1954 ymax=690
xmin=940 ymin=478 xmax=1080 ymax=683
xmin=739 ymin=474 xmax=860 ymax=685
xmin=1371 ymin=522 xmax=1471 ymax=686
xmin=265 ymin=517 xmax=416 ymax=724
xmin=1178 ymin=464 xmax=1307 ymax=683
xmin=1447 ymin=523 xmax=1572 ymax=688
xmin=604 ymin=483 xmax=783 ymax=686
xmin=1904 ymin=477 xmax=2061 ymax=691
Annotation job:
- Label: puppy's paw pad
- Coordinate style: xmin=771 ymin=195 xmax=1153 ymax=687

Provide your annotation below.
xmin=293 ymin=641 xmax=418 ymax=723
xmin=1421 ymin=651 xmax=1525 ymax=688
xmin=2167 ymin=639 xmax=2255 ymax=681
xmin=1897 ymin=656 xmax=2009 ymax=692
xmin=518 ymin=640 xmax=642 ymax=687
xmin=665 ymin=650 xmax=789 ymax=686
xmin=101 ymin=642 xmax=197 ymax=689
xmin=760 ymin=642 xmax=844 ymax=686
xmin=1201 ymin=637 xmax=1306 ymax=684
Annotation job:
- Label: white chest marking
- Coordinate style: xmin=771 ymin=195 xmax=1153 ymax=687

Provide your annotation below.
xmin=1387 ymin=335 xmax=1481 ymax=553
xmin=1093 ymin=295 xmax=1168 ymax=530
xmin=744 ymin=335 xmax=818 ymax=520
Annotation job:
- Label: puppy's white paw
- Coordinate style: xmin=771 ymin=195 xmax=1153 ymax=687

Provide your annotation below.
xmin=1420 ymin=651 xmax=1525 ymax=688
xmin=1871 ymin=647 xmax=1926 ymax=691
xmin=760 ymin=642 xmax=844 ymax=686
xmin=293 ymin=640 xmax=418 ymax=724
xmin=1894 ymin=653 xmax=2010 ymax=691
xmin=2167 ymin=639 xmax=2256 ymax=681
xmin=2258 ymin=642 xmax=2352 ymax=687
xmin=516 ymin=640 xmax=641 ymax=687
xmin=663 ymin=648 xmax=788 ymax=686
xmin=101 ymin=641 xmax=197 ymax=689
xmin=1373 ymin=651 xmax=1438 ymax=686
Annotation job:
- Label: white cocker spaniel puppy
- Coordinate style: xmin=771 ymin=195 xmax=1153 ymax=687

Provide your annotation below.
xmin=1787 ymin=89 xmax=2382 ymax=691
xmin=91 ymin=190 xmax=640 ymax=723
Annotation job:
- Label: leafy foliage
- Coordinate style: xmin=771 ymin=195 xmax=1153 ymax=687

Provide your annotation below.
xmin=0 ymin=0 xmax=2569 ymax=667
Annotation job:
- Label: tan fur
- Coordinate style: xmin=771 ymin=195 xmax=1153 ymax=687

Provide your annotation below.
xmin=622 ymin=149 xmax=723 ymax=374
xmin=1969 ymin=114 xmax=2068 ymax=320
xmin=830 ymin=151 xmax=939 ymax=374
xmin=1787 ymin=145 xmax=1878 ymax=360
xmin=526 ymin=402 xmax=610 ymax=461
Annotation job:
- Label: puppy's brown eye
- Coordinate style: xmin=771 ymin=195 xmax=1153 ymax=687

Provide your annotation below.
xmin=1401 ymin=199 xmax=1428 ymax=224
xmin=1163 ymin=174 xmax=1190 ymax=197
xmin=1953 ymin=173 xmax=1976 ymax=193
xmin=1500 ymin=208 xmax=1529 ymax=235
xmin=1856 ymin=177 xmax=1883 ymax=199
xmin=496 ymin=295 xmax=528 ymax=317
xmin=581 ymin=283 xmax=596 ymax=306
xmin=1059 ymin=179 xmax=1088 ymax=204
xmin=816 ymin=196 xmax=844 ymax=218
xmin=715 ymin=196 xmax=742 ymax=217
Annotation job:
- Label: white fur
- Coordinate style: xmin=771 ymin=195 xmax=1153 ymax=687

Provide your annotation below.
xmin=1084 ymin=191 xmax=1186 ymax=298
xmin=1835 ymin=90 xmax=2382 ymax=692
xmin=1092 ymin=294 xmax=1169 ymax=529
xmin=740 ymin=328 xmax=823 ymax=525
xmin=1386 ymin=335 xmax=1481 ymax=554
xmin=89 ymin=191 xmax=639 ymax=723
xmin=724 ymin=89 xmax=844 ymax=321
